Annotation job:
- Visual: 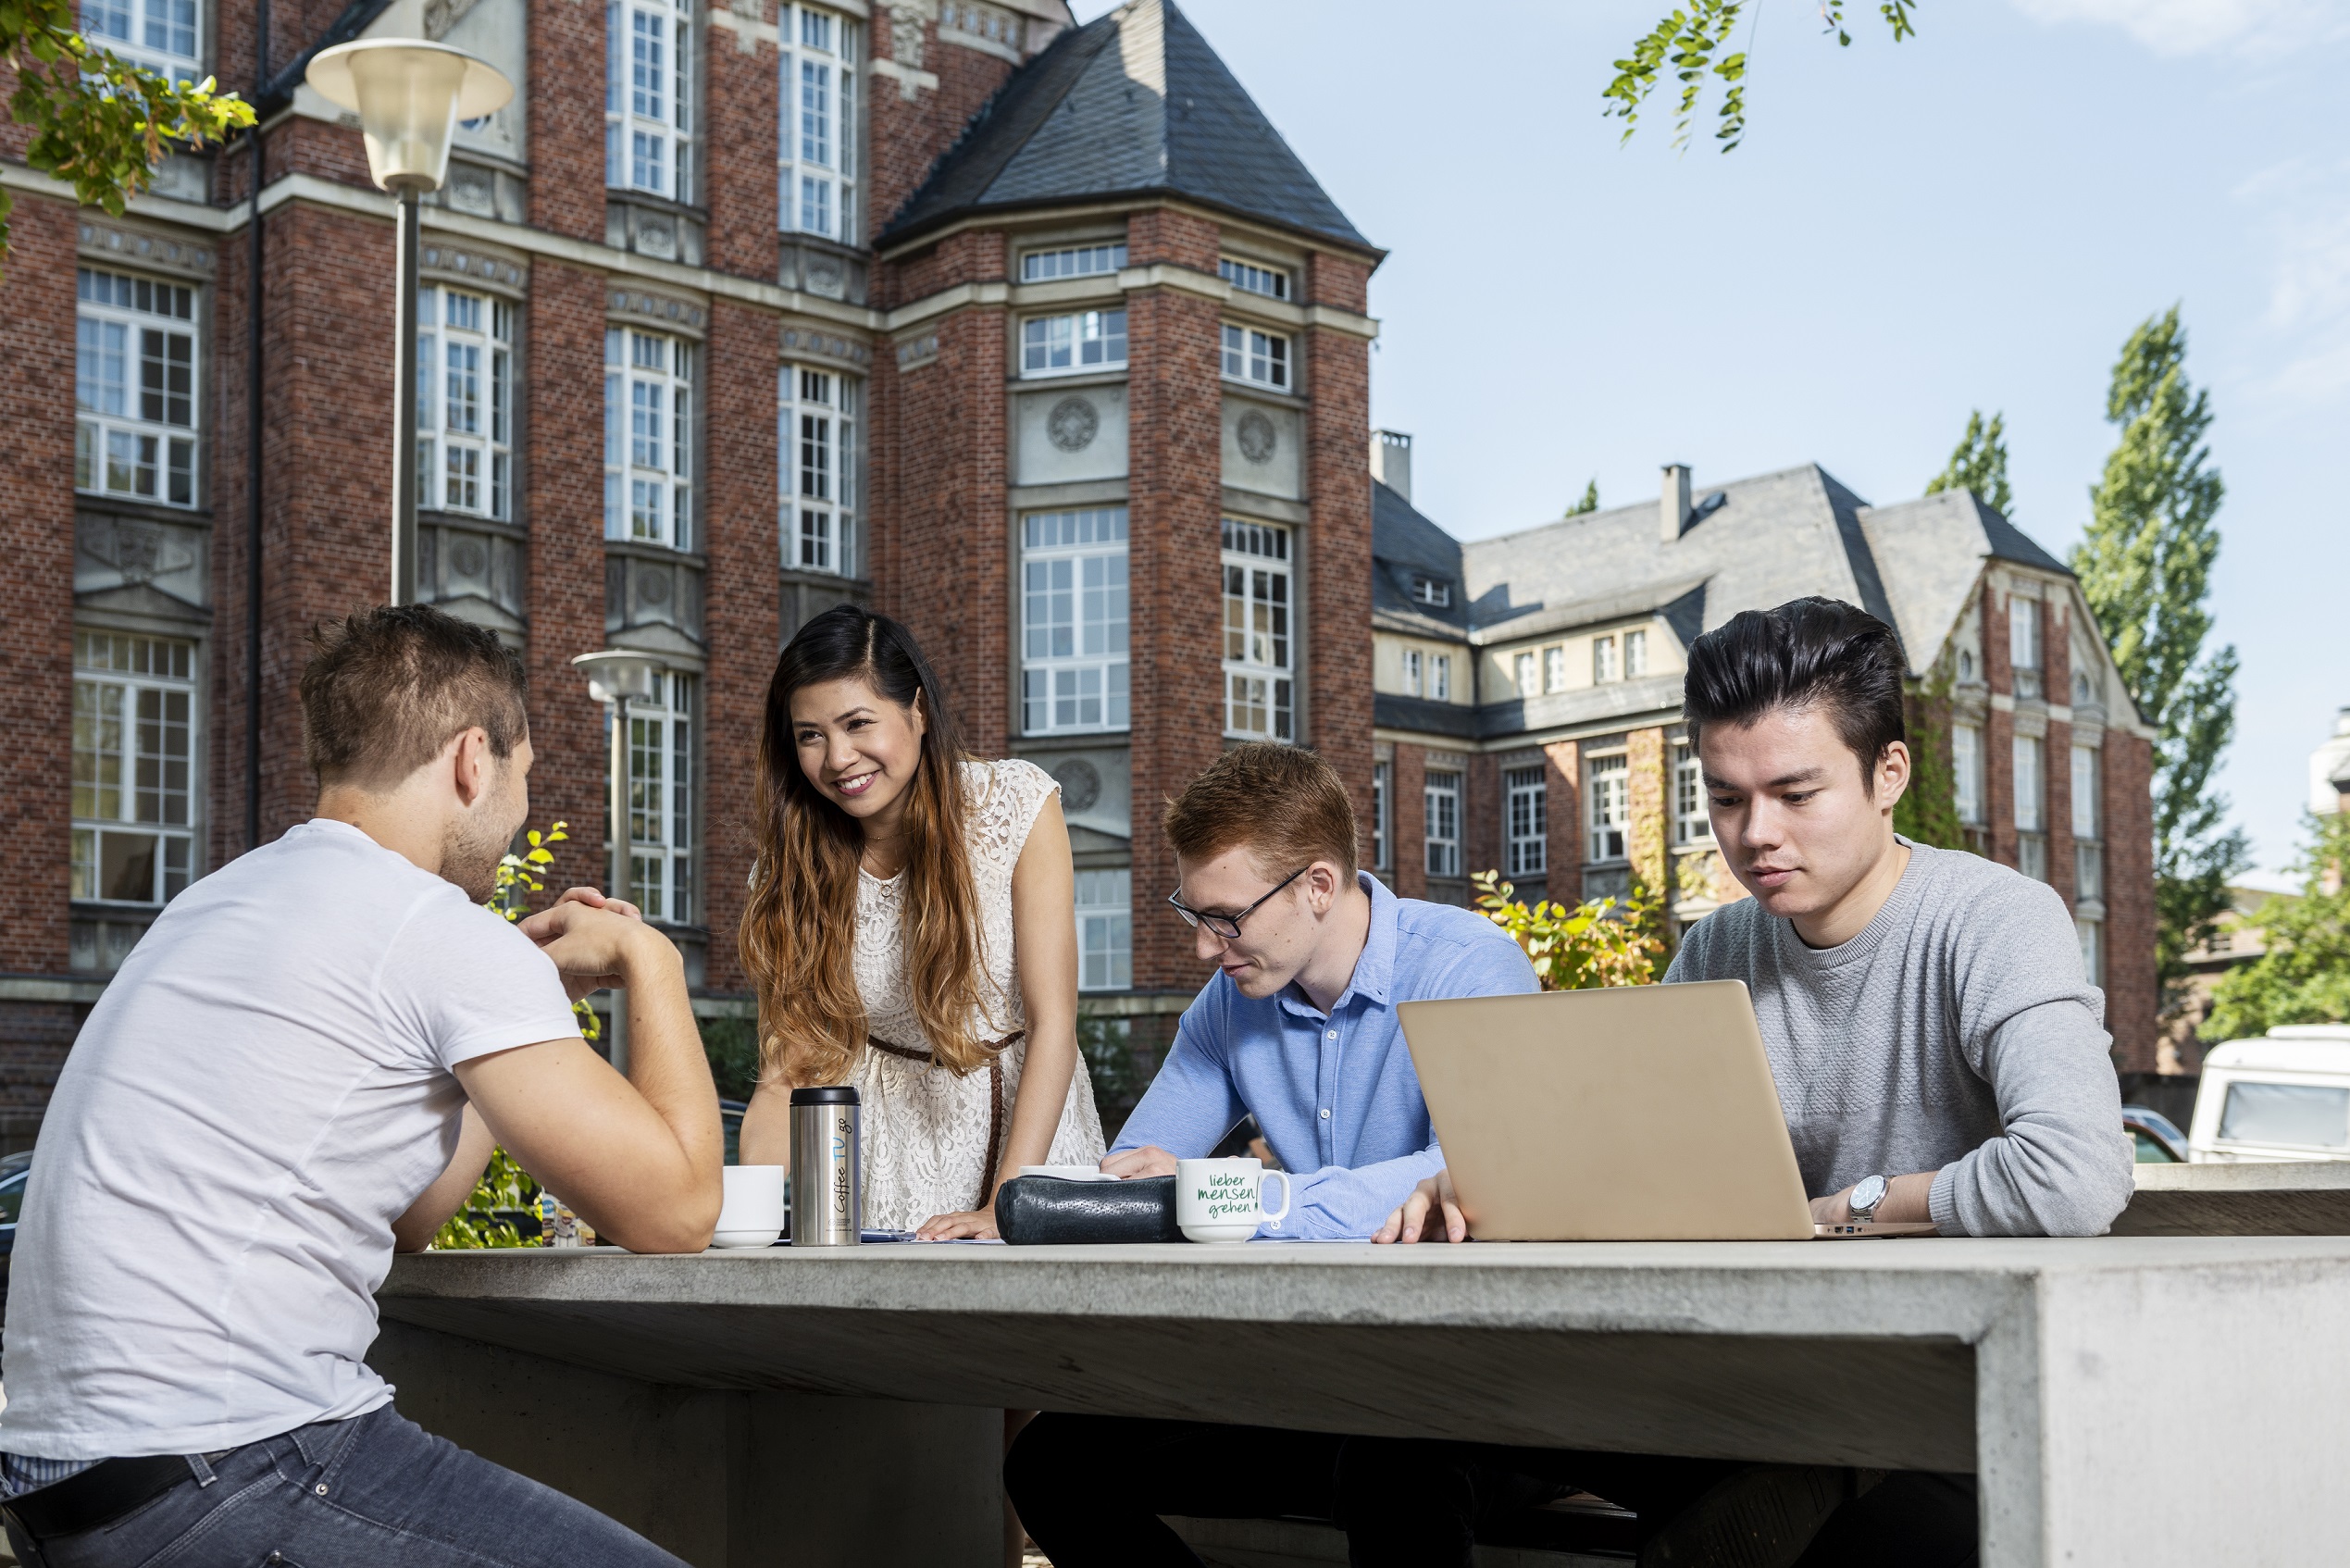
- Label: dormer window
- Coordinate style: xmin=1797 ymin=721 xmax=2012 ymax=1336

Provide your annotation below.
xmin=1411 ymin=574 xmax=1450 ymax=608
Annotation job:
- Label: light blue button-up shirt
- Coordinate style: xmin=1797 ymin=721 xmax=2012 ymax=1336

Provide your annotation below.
xmin=1112 ymin=873 xmax=1539 ymax=1239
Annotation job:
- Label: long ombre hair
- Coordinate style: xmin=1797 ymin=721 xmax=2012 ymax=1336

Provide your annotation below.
xmin=740 ymin=605 xmax=990 ymax=1089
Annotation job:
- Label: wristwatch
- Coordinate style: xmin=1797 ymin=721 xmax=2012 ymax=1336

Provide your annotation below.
xmin=1848 ymin=1174 xmax=1889 ymax=1225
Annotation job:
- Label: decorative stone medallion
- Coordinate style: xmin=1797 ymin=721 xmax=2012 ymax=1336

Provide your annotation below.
xmin=1047 ymin=395 xmax=1100 ymax=454
xmin=1237 ymin=409 xmax=1277 ymax=464
xmin=640 ymin=567 xmax=673 ymax=606
xmin=450 ymin=538 xmax=489 ymax=579
xmin=1051 ymin=758 xmax=1102 ymax=814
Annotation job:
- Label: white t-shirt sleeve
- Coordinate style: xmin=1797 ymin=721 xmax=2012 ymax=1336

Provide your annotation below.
xmin=377 ymin=893 xmax=586 ymax=1072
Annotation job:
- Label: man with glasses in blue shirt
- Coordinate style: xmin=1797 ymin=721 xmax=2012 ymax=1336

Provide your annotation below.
xmin=1005 ymin=741 xmax=1537 ymax=1564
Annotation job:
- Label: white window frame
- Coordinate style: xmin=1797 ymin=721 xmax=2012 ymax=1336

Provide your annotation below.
xmin=1218 ymin=257 xmax=1289 ymax=299
xmin=1022 ymin=507 xmax=1130 ymax=735
xmin=1074 ymin=868 xmax=1132 ymax=991
xmin=1673 ymin=740 xmax=1710 ymax=846
xmin=1424 ymin=769 xmax=1461 ymax=879
xmin=608 ymin=0 xmax=694 ymax=201
xmin=1623 ymin=628 xmax=1647 ymax=678
xmin=1372 ymin=760 xmax=1391 ymax=871
xmin=781 ymin=365 xmax=859 ymax=576
xmin=2073 ymin=743 xmax=2103 ymax=905
xmin=1022 ymin=243 xmax=1125 ymax=281
xmin=417 ymin=285 xmax=513 ymax=519
xmin=2010 ymin=597 xmax=2043 ymax=698
xmin=79 ymin=0 xmax=202 ymax=81
xmin=1402 ymin=648 xmax=1423 ymax=698
xmin=622 ymin=670 xmax=696 ymax=924
xmin=1506 ymin=765 xmax=1547 ymax=878
xmin=1954 ymin=722 xmax=1983 ymax=826
xmin=71 ymin=631 xmax=198 ymax=907
xmin=939 ymin=0 xmax=1019 ymax=44
xmin=1221 ymin=518 xmax=1292 ymax=741
xmin=2014 ymin=733 xmax=2045 ymax=833
xmin=778 ymin=5 xmax=858 ymax=242
xmin=1220 ymin=322 xmax=1290 ymax=389
xmin=1513 ymin=650 xmax=1537 ymax=696
xmin=605 ymin=327 xmax=694 ymax=551
xmin=1431 ymin=653 xmax=1452 ymax=703
xmin=1020 ymin=309 xmax=1126 ymax=377
xmin=1544 ymin=644 xmax=1567 ymax=693
xmin=2076 ymin=915 xmax=2103 ymax=988
xmin=1411 ymin=573 xmax=1450 ymax=608
xmin=76 ymin=268 xmax=198 ymax=509
xmin=1586 ymin=752 xmax=1628 ymax=864
xmin=1593 ymin=635 xmax=1619 ymax=684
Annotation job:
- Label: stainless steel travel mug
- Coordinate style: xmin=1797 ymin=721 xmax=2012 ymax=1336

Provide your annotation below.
xmin=788 ymin=1085 xmax=861 ymax=1246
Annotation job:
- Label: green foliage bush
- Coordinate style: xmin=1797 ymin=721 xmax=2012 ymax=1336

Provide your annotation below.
xmin=2203 ymin=814 xmax=2350 ymax=1043
xmin=1471 ymin=871 xmax=1664 ymax=990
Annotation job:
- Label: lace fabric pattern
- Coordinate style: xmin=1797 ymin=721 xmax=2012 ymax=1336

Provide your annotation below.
xmin=851 ymin=758 xmax=1106 ymax=1228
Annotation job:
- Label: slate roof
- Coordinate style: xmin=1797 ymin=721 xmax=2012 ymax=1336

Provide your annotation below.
xmin=1375 ymin=465 xmax=2113 ymax=740
xmin=1371 ymin=479 xmax=1469 ymax=635
xmin=881 ymin=0 xmax=1374 ymax=252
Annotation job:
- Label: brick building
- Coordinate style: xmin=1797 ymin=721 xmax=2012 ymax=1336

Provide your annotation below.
xmin=0 ymin=0 xmax=1382 ymax=1146
xmin=1365 ymin=451 xmax=2164 ymax=1069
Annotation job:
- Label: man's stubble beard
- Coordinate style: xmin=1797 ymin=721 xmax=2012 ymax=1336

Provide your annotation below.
xmin=442 ymin=804 xmax=517 ymax=903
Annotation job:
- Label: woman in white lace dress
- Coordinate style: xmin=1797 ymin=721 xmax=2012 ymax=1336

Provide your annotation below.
xmin=737 ymin=604 xmax=1104 ymax=1238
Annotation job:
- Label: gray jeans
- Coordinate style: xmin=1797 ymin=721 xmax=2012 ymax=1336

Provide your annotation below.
xmin=3 ymin=1404 xmax=684 ymax=1568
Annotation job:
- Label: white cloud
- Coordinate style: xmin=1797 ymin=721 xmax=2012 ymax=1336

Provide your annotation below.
xmin=2008 ymin=0 xmax=2344 ymax=56
xmin=2235 ymin=158 xmax=2350 ymax=404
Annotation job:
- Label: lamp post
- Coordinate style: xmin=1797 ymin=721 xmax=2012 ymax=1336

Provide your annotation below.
xmin=305 ymin=40 xmax=512 ymax=606
xmin=573 ymin=650 xmax=668 ymax=1072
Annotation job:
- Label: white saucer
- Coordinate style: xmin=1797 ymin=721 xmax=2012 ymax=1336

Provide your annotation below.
xmin=711 ymin=1228 xmax=783 ymax=1249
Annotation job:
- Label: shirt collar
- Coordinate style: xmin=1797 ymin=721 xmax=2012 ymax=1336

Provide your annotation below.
xmin=1276 ymin=872 xmax=1399 ymax=1021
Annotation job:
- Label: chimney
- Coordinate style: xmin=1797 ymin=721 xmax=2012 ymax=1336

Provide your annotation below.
xmin=1660 ymin=464 xmax=1691 ymax=542
xmin=1371 ymin=429 xmax=1412 ymax=503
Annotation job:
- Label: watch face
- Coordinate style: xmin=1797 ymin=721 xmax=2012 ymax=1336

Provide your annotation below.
xmin=1851 ymin=1175 xmax=1888 ymax=1214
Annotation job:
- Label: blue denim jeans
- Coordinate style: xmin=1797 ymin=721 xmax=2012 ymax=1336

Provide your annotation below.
xmin=3 ymin=1404 xmax=686 ymax=1568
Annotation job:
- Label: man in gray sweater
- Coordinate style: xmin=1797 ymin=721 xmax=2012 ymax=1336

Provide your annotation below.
xmin=1362 ymin=597 xmax=2132 ymax=1568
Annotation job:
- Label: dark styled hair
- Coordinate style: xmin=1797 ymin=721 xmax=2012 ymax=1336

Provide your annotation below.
xmin=1682 ymin=597 xmax=1907 ymax=787
xmin=739 ymin=604 xmax=988 ymax=1088
xmin=1163 ymin=742 xmax=1359 ymax=877
xmin=299 ymin=604 xmax=528 ymax=785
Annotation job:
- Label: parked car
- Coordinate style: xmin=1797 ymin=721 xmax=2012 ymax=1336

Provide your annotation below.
xmin=2122 ymin=1106 xmax=2187 ymax=1164
xmin=2187 ymin=1027 xmax=2350 ymax=1163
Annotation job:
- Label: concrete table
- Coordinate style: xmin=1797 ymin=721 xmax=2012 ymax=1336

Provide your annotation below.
xmin=372 ymin=1238 xmax=2350 ymax=1568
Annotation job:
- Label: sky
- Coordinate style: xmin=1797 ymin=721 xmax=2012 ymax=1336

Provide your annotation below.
xmin=1070 ymin=0 xmax=2348 ymax=881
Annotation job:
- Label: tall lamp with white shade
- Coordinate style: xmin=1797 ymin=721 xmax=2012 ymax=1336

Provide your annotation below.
xmin=305 ymin=40 xmax=512 ymax=607
xmin=572 ymin=649 xmax=668 ymax=1073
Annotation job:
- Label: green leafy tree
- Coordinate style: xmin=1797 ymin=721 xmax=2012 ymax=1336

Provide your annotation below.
xmin=1605 ymin=1 xmax=1919 ymax=153
xmin=1 ymin=0 xmax=255 ymax=268
xmin=1472 ymin=871 xmax=1664 ymax=989
xmin=1567 ymin=479 xmax=1599 ymax=516
xmin=1923 ymin=409 xmax=2013 ymax=517
xmin=2202 ymin=813 xmax=2350 ymax=1042
xmin=2070 ymin=307 xmax=2248 ymax=980
xmin=1894 ymin=658 xmax=1966 ymax=850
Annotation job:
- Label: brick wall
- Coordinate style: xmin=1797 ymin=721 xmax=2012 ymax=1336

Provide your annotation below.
xmin=701 ymin=299 xmax=781 ymax=990
xmin=2104 ymin=731 xmax=2158 ymax=1070
xmin=0 ymin=194 xmax=80 ymax=973
xmin=1302 ymin=311 xmax=1373 ymax=854
xmin=1542 ymin=740 xmax=1584 ymax=906
xmin=1982 ymin=583 xmax=2018 ymax=870
xmin=521 ymin=264 xmax=615 ymax=892
xmin=1391 ymin=743 xmax=1427 ymax=902
xmin=1626 ymin=726 xmax=1668 ymax=901
xmin=1123 ymin=257 xmax=1223 ymax=988
xmin=703 ymin=0 xmax=783 ymax=277
xmin=864 ymin=21 xmax=1020 ymax=255
xmin=1463 ymin=753 xmax=1500 ymax=890
xmin=530 ymin=0 xmax=609 ymax=243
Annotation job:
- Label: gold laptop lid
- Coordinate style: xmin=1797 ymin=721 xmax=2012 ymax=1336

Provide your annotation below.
xmin=1398 ymin=981 xmax=1814 ymax=1241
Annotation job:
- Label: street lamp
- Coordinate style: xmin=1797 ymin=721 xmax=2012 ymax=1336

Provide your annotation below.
xmin=305 ymin=40 xmax=513 ymax=607
xmin=573 ymin=650 xmax=668 ymax=1074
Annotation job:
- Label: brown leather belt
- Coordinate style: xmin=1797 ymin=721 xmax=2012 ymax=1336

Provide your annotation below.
xmin=866 ymin=1030 xmax=1025 ymax=1212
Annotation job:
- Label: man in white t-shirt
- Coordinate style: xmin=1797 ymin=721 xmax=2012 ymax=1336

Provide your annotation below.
xmin=0 ymin=605 xmax=723 ymax=1568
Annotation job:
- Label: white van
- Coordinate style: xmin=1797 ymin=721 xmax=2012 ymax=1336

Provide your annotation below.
xmin=2189 ymin=1027 xmax=2350 ymax=1163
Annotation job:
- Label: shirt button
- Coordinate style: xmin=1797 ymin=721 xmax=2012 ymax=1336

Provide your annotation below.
xmin=1320 ymin=1109 xmax=1331 ymax=1119
xmin=1325 ymin=1030 xmax=1337 ymax=1040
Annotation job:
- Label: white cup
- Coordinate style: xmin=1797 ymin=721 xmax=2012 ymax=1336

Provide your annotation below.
xmin=1176 ymin=1156 xmax=1290 ymax=1243
xmin=714 ymin=1164 xmax=787 ymax=1249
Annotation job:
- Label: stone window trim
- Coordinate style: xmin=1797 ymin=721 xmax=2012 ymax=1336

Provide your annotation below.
xmin=77 ymin=218 xmax=215 ymax=284
xmin=420 ymin=242 xmax=529 ymax=302
xmin=780 ymin=321 xmax=874 ymax=368
xmin=605 ymin=283 xmax=710 ymax=342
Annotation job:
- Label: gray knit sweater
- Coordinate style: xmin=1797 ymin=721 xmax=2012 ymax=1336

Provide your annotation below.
xmin=1665 ymin=839 xmax=2134 ymax=1237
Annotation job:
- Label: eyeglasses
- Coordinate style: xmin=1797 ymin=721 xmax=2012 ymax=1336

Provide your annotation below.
xmin=1166 ymin=866 xmax=1309 ymax=940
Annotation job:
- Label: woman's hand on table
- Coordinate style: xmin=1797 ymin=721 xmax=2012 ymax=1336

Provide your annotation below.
xmin=917 ymin=1208 xmax=1001 ymax=1240
xmin=547 ymin=886 xmax=644 ymax=922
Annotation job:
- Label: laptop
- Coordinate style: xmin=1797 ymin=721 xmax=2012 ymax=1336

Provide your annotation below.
xmin=1397 ymin=981 xmax=1937 ymax=1241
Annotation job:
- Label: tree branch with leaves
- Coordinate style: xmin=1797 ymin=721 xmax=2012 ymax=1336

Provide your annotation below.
xmin=0 ymin=0 xmax=255 ymax=268
xmin=1605 ymin=1 xmax=1920 ymax=153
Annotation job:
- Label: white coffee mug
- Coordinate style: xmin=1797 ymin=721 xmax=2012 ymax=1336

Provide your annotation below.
xmin=1176 ymin=1157 xmax=1290 ymax=1243
xmin=714 ymin=1164 xmax=787 ymax=1250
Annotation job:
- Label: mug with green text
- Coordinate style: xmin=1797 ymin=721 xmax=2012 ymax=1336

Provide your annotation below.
xmin=1176 ymin=1156 xmax=1291 ymax=1243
